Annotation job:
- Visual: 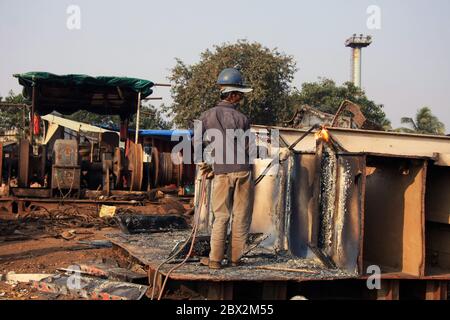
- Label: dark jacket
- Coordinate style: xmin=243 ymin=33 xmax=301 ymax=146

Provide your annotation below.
xmin=199 ymin=100 xmax=252 ymax=175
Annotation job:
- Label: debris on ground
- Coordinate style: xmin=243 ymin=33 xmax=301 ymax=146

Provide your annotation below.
xmin=0 ymin=205 xmax=116 ymax=242
xmin=0 ymin=191 xmax=194 ymax=300
xmin=57 ymin=263 xmax=146 ymax=283
xmin=115 ymin=213 xmax=189 ymax=234
xmin=77 ymin=240 xmax=113 ymax=248
xmin=0 ymin=272 xmax=54 ymax=284
xmin=99 ymin=205 xmax=117 ymax=218
xmin=32 ymin=273 xmax=148 ymax=300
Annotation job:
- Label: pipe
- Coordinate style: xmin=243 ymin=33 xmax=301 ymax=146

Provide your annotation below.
xmin=30 ymin=85 xmax=36 ymax=142
xmin=142 ymin=97 xmax=163 ymax=101
xmin=135 ymin=92 xmax=141 ymax=144
xmin=153 ymin=83 xmax=171 ymax=87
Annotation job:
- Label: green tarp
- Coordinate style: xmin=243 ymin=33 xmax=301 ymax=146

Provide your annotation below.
xmin=14 ymin=72 xmax=155 ymax=116
xmin=15 ymin=72 xmax=154 ymax=98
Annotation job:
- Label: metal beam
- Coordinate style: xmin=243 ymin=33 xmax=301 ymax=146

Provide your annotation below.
xmin=135 ymin=92 xmax=141 ymax=144
xmin=252 ymin=125 xmax=450 ymax=163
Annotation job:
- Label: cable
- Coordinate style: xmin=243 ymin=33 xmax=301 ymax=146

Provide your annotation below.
xmin=55 ymin=167 xmax=76 ymax=199
xmin=149 ymin=174 xmax=207 ymax=300
xmin=149 ymin=215 xmax=197 ymax=299
xmin=155 ymin=174 xmax=206 ymax=300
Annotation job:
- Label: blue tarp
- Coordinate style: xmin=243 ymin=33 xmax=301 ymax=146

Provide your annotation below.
xmin=138 ymin=129 xmax=193 ymax=137
xmin=95 ymin=125 xmax=193 ymax=139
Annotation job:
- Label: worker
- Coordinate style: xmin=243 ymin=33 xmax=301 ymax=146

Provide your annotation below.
xmin=198 ymin=68 xmax=254 ymax=269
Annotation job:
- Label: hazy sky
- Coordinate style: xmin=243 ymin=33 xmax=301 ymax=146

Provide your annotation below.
xmin=1 ymin=0 xmax=449 ymax=130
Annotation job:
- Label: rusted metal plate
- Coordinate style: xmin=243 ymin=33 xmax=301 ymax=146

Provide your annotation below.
xmin=18 ymin=139 xmax=30 ymax=188
xmin=288 ymin=153 xmax=318 ymax=258
xmin=107 ymin=232 xmax=357 ymax=283
xmin=53 ymin=139 xmax=78 ymax=166
xmin=252 ymin=125 xmax=450 ymax=159
xmin=426 ymin=165 xmax=450 ymax=224
xmin=261 ymin=282 xmax=287 ymax=300
xmin=200 ymin=282 xmax=234 ymax=300
xmin=426 ymin=222 xmax=450 ymax=276
xmin=308 ymin=145 xmax=365 ymax=274
xmin=51 ymin=167 xmax=81 ymax=190
xmin=376 ymin=280 xmax=399 ymax=300
xmin=434 ymin=153 xmax=450 ymax=167
xmin=363 ymin=157 xmax=426 ymax=277
xmin=32 ymin=274 xmax=148 ymax=300
xmin=250 ymin=158 xmax=289 ymax=251
xmin=330 ymin=154 xmax=365 ymax=274
xmin=425 ymin=281 xmax=448 ymax=300
xmin=11 ymin=187 xmax=51 ymax=198
xmin=127 ymin=141 xmax=143 ymax=191
xmin=59 ymin=264 xmax=147 ymax=283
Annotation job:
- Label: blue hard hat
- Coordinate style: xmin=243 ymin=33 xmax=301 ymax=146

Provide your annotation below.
xmin=217 ymin=68 xmax=253 ymax=93
xmin=217 ymin=68 xmax=245 ymax=86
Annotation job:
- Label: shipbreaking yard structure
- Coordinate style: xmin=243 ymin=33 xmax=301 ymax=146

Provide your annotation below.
xmin=108 ymin=126 xmax=450 ymax=300
xmin=0 ymin=73 xmax=450 ymax=300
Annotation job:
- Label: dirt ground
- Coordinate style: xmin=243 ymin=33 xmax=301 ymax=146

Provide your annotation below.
xmin=0 ymin=226 xmax=119 ymax=300
xmin=0 ymin=199 xmax=193 ymax=300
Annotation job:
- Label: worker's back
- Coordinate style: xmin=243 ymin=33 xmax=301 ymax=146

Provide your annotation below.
xmin=199 ymin=100 xmax=251 ymax=175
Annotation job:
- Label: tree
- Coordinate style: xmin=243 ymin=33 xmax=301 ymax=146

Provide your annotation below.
xmin=132 ymin=104 xmax=172 ymax=130
xmin=68 ymin=103 xmax=171 ymax=130
xmin=167 ymin=40 xmax=297 ymax=128
xmin=398 ymin=107 xmax=445 ymax=135
xmin=289 ymin=78 xmax=391 ymax=129
xmin=67 ymin=110 xmax=118 ymax=128
xmin=0 ymin=90 xmax=28 ymax=132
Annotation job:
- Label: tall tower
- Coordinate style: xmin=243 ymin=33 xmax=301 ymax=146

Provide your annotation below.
xmin=345 ymin=34 xmax=372 ymax=88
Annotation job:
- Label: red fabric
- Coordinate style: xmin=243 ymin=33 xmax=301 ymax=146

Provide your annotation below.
xmin=33 ymin=114 xmax=41 ymax=135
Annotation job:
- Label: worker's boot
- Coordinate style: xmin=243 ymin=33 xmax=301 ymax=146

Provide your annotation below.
xmin=200 ymin=257 xmax=222 ymax=270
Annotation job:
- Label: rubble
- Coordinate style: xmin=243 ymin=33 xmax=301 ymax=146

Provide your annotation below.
xmin=0 ymin=272 xmax=54 ymax=284
xmin=57 ymin=262 xmax=146 ymax=283
xmin=115 ymin=213 xmax=188 ymax=234
xmin=32 ymin=273 xmax=148 ymax=300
